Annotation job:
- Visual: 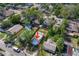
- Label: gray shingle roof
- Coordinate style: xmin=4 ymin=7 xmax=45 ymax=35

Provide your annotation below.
xmin=7 ymin=24 xmax=23 ymax=35
xmin=43 ymin=39 xmax=56 ymax=52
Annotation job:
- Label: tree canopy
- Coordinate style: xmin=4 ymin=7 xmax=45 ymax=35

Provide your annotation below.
xmin=25 ymin=7 xmax=43 ymax=19
xmin=16 ymin=30 xmax=34 ymax=47
xmin=9 ymin=14 xmax=21 ymax=24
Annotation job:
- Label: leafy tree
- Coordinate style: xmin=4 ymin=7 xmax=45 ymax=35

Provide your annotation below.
xmin=9 ymin=14 xmax=21 ymax=24
xmin=25 ymin=7 xmax=43 ymax=20
xmin=48 ymin=19 xmax=68 ymax=55
xmin=74 ymin=5 xmax=79 ymax=19
xmin=59 ymin=19 xmax=68 ymax=34
xmin=48 ymin=27 xmax=58 ymax=37
xmin=42 ymin=4 xmax=49 ymax=10
xmin=60 ymin=7 xmax=70 ymax=18
xmin=0 ymin=3 xmax=6 ymax=7
xmin=77 ymin=37 xmax=79 ymax=46
xmin=53 ymin=34 xmax=60 ymax=42
xmin=56 ymin=37 xmax=64 ymax=55
xmin=53 ymin=4 xmax=64 ymax=17
xmin=3 ymin=35 xmax=11 ymax=43
xmin=48 ymin=18 xmax=68 ymax=37
xmin=22 ymin=18 xmax=31 ymax=25
xmin=1 ymin=20 xmax=12 ymax=29
xmin=17 ymin=30 xmax=34 ymax=47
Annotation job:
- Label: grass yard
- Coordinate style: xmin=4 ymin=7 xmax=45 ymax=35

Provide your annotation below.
xmin=16 ymin=28 xmax=26 ymax=37
xmin=39 ymin=28 xmax=48 ymax=36
xmin=33 ymin=27 xmax=48 ymax=35
xmin=13 ymin=28 xmax=28 ymax=48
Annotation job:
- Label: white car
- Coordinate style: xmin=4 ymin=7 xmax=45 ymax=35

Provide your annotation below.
xmin=12 ymin=46 xmax=21 ymax=53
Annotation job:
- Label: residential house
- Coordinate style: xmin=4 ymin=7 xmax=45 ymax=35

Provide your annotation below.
xmin=66 ymin=20 xmax=79 ymax=36
xmin=32 ymin=31 xmax=44 ymax=46
xmin=43 ymin=15 xmax=56 ymax=28
xmin=67 ymin=46 xmax=73 ymax=56
xmin=63 ymin=46 xmax=79 ymax=56
xmin=43 ymin=19 xmax=51 ymax=28
xmin=43 ymin=39 xmax=57 ymax=53
xmin=0 ymin=7 xmax=13 ymax=19
xmin=7 ymin=24 xmax=23 ymax=35
xmin=54 ymin=17 xmax=63 ymax=28
xmin=32 ymin=20 xmax=40 ymax=27
xmin=61 ymin=40 xmax=73 ymax=56
xmin=63 ymin=45 xmax=79 ymax=56
xmin=63 ymin=39 xmax=79 ymax=56
xmin=3 ymin=8 xmax=14 ymax=17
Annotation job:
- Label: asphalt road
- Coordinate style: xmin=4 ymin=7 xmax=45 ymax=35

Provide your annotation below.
xmin=0 ymin=40 xmax=25 ymax=56
xmin=0 ymin=39 xmax=39 ymax=56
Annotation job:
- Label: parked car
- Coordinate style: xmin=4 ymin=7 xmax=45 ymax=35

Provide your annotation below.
xmin=12 ymin=46 xmax=21 ymax=53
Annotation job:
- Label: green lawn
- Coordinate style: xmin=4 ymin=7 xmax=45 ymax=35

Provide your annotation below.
xmin=33 ymin=28 xmax=48 ymax=35
xmin=39 ymin=28 xmax=48 ymax=33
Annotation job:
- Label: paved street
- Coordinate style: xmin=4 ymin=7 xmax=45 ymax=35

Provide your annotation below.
xmin=0 ymin=40 xmax=25 ymax=56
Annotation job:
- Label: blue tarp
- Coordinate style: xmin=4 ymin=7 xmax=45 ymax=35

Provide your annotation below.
xmin=32 ymin=38 xmax=39 ymax=46
xmin=25 ymin=24 xmax=32 ymax=30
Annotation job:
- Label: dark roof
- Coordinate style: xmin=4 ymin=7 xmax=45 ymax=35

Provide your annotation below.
xmin=0 ymin=13 xmax=5 ymax=20
xmin=0 ymin=28 xmax=4 ymax=32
